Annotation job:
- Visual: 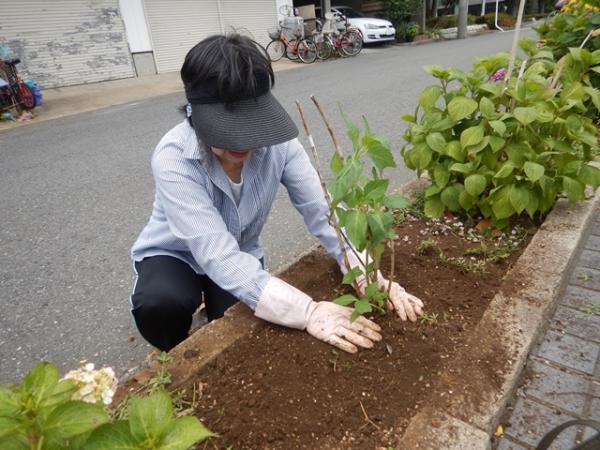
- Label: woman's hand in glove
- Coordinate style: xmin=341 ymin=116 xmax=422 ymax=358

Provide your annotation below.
xmin=342 ymin=250 xmax=425 ymax=322
xmin=380 ymin=275 xmax=424 ymax=322
xmin=254 ymin=276 xmax=382 ymax=354
xmin=305 ymin=301 xmax=382 ymax=354
xmin=355 ymin=272 xmax=423 ymax=322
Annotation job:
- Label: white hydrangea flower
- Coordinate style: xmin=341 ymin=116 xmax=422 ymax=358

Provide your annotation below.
xmin=63 ymin=363 xmax=118 ymax=405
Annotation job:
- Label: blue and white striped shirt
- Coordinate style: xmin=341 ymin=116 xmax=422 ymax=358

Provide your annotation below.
xmin=131 ymin=120 xmax=343 ymax=310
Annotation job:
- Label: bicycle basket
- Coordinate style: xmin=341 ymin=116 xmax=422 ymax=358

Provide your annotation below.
xmin=267 ymin=27 xmax=281 ymax=40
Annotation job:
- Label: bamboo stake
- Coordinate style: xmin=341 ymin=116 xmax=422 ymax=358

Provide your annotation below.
xmin=551 ymin=30 xmax=593 ymax=91
xmin=295 ymin=99 xmax=359 ymax=293
xmin=509 ymin=59 xmax=528 ymax=111
xmin=310 ymin=95 xmax=344 ymax=159
xmin=505 ymin=0 xmax=527 ymax=91
xmin=309 ymin=97 xmax=366 ymax=270
xmin=386 ymin=240 xmax=396 ymax=296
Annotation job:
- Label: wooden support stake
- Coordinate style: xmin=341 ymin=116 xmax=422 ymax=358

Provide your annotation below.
xmin=295 ymin=99 xmax=359 ymax=293
xmin=309 ymin=95 xmax=367 ymax=272
xmin=387 ymin=240 xmax=396 ymax=296
xmin=310 ymin=95 xmax=344 ymax=159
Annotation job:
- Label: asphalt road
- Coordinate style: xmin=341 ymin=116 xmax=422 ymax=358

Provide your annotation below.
xmin=0 ymin=28 xmax=534 ymax=383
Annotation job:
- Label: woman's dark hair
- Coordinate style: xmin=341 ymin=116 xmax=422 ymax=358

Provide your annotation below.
xmin=181 ymin=34 xmax=274 ymax=105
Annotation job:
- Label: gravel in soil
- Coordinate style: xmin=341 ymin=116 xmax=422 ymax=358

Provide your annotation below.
xmin=185 ymin=215 xmax=534 ymax=449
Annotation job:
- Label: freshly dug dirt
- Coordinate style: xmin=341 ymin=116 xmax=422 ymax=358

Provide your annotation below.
xmin=186 ymin=216 xmax=534 ymax=449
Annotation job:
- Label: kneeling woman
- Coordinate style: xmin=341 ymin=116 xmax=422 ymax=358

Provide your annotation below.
xmin=130 ymin=34 xmax=423 ymax=353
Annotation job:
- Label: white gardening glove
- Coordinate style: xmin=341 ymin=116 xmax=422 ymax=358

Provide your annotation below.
xmin=254 ymin=276 xmax=382 ymax=353
xmin=341 ymin=250 xmax=424 ymax=322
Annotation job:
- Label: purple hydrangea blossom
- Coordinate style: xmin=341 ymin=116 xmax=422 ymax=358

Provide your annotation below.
xmin=490 ymin=68 xmax=507 ymax=82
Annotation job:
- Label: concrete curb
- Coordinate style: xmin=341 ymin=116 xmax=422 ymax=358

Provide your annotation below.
xmin=118 ymin=180 xmax=600 ymax=449
xmin=398 ymin=192 xmax=600 ymax=449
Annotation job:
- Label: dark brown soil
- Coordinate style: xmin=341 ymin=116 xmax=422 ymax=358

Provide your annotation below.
xmin=175 ymin=215 xmax=536 ymax=450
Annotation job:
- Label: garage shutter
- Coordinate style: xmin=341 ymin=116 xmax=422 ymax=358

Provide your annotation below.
xmin=143 ymin=0 xmax=278 ymax=74
xmin=143 ymin=0 xmax=222 ymax=74
xmin=219 ymin=0 xmax=278 ymax=48
xmin=0 ymin=0 xmax=134 ymax=89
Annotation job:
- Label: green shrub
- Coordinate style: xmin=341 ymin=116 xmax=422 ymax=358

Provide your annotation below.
xmin=405 ymin=22 xmax=420 ymax=40
xmin=535 ymin=12 xmax=600 ymax=60
xmin=401 ymin=49 xmax=600 ymax=228
xmin=384 ymin=0 xmax=421 ymax=26
xmin=426 ymin=15 xmax=478 ymax=29
xmin=426 ymin=15 xmax=457 ymax=28
xmin=0 ymin=362 xmax=213 ymax=449
xmin=481 ymin=12 xmax=517 ymax=28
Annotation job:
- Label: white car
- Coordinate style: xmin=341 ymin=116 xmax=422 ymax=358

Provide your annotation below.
xmin=330 ymin=6 xmax=395 ymax=43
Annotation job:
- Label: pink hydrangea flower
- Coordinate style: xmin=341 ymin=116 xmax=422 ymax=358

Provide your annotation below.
xmin=490 ymin=68 xmax=507 ymax=82
xmin=536 ymin=41 xmax=543 ymax=48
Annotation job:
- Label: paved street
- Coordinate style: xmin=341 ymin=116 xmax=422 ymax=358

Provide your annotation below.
xmin=0 ymin=29 xmax=534 ymax=383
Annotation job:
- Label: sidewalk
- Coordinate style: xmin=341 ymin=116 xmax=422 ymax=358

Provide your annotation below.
xmin=496 ymin=211 xmax=600 ymax=449
xmin=0 ymin=58 xmax=301 ymax=132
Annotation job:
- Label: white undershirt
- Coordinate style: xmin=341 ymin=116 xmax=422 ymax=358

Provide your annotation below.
xmin=228 ymin=176 xmax=243 ymax=206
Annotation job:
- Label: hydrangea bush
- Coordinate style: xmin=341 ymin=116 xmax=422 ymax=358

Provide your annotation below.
xmin=401 ymin=47 xmax=600 ymax=227
xmin=0 ymin=362 xmax=212 ymax=449
xmin=63 ymin=363 xmax=117 ymax=406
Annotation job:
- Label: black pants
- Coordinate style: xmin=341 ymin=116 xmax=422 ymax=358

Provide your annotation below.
xmin=131 ymin=255 xmax=255 ymax=351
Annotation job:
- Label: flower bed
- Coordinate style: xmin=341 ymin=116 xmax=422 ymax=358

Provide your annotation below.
xmin=114 ymin=178 xmax=599 ymax=449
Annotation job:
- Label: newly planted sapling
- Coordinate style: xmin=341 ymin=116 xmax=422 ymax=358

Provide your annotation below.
xmin=296 ymin=98 xmax=410 ymax=321
xmin=324 ymin=112 xmax=410 ymax=319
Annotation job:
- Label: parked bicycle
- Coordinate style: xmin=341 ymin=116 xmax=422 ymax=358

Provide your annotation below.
xmin=266 ymin=26 xmax=318 ymax=63
xmin=0 ymin=57 xmax=35 ymax=113
xmin=312 ymin=13 xmax=363 ymax=60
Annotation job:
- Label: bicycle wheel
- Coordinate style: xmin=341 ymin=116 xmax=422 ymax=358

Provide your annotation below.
xmin=315 ymin=36 xmax=333 ymax=60
xmin=340 ymin=31 xmax=363 ymax=57
xmin=266 ymin=39 xmax=285 ymax=62
xmin=297 ymin=39 xmax=317 ymax=63
xmin=285 ymin=39 xmax=299 ymax=60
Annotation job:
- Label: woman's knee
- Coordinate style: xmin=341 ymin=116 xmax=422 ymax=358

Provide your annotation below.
xmin=131 ymin=287 xmax=200 ymax=321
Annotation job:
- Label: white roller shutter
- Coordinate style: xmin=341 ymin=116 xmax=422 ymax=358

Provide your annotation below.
xmin=220 ymin=0 xmax=278 ymax=48
xmin=143 ymin=0 xmax=222 ymax=74
xmin=143 ymin=0 xmax=277 ymax=74
xmin=0 ymin=0 xmax=134 ymax=88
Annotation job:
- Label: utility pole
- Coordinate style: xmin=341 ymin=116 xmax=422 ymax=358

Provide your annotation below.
xmin=457 ymin=0 xmax=469 ymax=39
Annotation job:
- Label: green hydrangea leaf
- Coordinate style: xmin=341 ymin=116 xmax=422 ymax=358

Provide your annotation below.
xmin=448 ymin=97 xmax=478 ymax=121
xmin=419 ymin=85 xmax=443 ymax=111
xmin=513 ymin=107 xmax=539 ymax=125
xmin=524 ymin=161 xmax=545 ymax=182
xmin=460 ymin=126 xmax=484 ymax=149
xmin=479 ymin=97 xmax=496 ymax=118
xmin=424 ymin=195 xmax=445 ymax=218
xmin=426 ymin=132 xmax=447 ymax=153
xmin=464 ymin=174 xmax=487 ymax=197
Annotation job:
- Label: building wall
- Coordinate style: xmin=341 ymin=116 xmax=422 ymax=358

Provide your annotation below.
xmin=0 ymin=0 xmax=134 ymax=89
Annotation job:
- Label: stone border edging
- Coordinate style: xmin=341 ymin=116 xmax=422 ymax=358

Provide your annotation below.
xmin=399 ymin=190 xmax=600 ymax=449
xmin=120 ymin=178 xmax=600 ymax=450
